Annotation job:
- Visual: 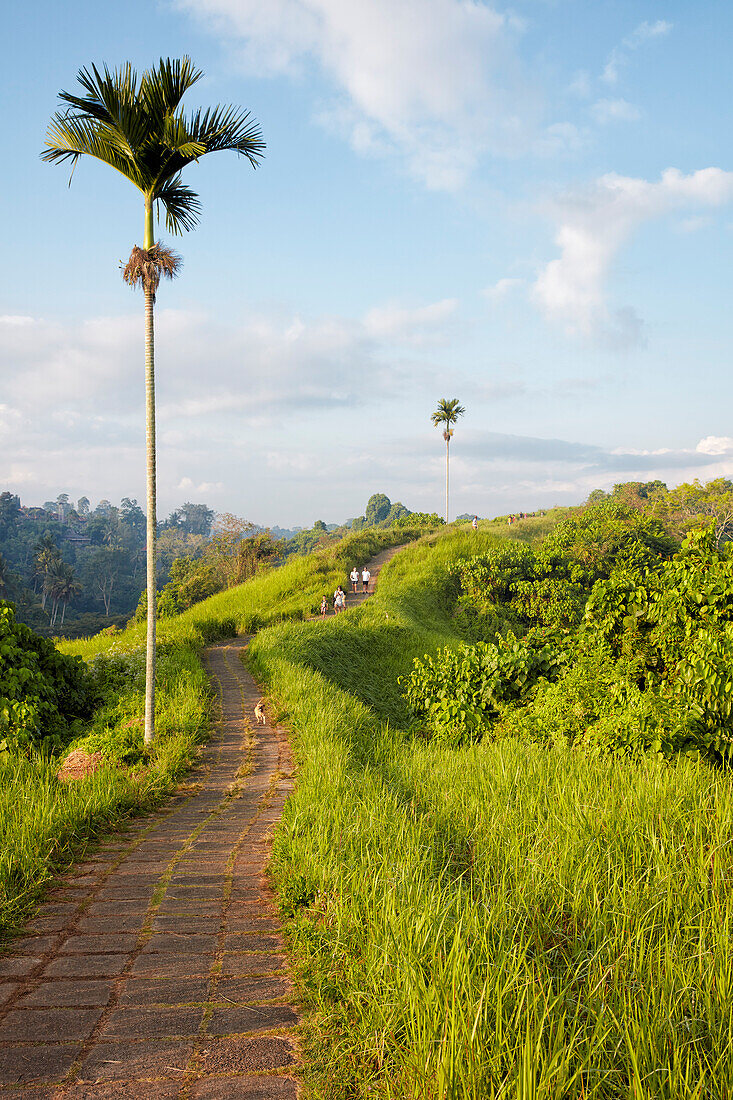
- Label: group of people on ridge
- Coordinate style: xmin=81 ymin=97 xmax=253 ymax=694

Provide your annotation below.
xmin=320 ymin=565 xmax=371 ymax=618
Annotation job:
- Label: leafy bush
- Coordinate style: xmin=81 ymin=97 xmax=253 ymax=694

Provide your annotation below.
xmin=499 ymin=649 xmax=693 ymax=756
xmin=582 ymin=524 xmax=733 ymax=758
xmin=450 ymin=502 xmax=677 ymax=641
xmin=0 ymin=601 xmax=97 ymax=752
xmin=402 ymin=633 xmax=563 ymax=746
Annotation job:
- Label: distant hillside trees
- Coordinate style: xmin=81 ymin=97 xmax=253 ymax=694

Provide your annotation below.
xmin=0 ymin=493 xmax=216 ymax=637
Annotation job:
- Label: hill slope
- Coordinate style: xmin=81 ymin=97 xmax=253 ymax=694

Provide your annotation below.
xmin=248 ymin=527 xmax=733 ymax=1099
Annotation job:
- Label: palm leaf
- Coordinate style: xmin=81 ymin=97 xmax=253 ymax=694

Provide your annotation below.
xmin=186 ymin=105 xmax=265 ymax=165
xmin=156 ymin=175 xmax=202 ymax=235
xmin=141 ymin=57 xmax=204 ymax=117
xmin=42 ymin=114 xmax=146 ymax=188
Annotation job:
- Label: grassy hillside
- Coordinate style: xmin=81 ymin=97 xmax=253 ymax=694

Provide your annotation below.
xmin=0 ymin=525 xmax=425 ymax=944
xmin=248 ymin=527 xmax=733 ymax=1099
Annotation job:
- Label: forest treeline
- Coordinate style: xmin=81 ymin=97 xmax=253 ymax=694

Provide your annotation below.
xmin=0 ymin=489 xmax=441 ymax=638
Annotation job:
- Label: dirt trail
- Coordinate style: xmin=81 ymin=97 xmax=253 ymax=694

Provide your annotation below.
xmin=0 ymin=543 xmax=406 ymax=1098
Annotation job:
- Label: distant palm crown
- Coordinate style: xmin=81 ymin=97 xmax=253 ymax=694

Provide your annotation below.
xmin=41 ymin=57 xmax=265 ymax=236
xmin=431 ymin=398 xmax=465 ymax=430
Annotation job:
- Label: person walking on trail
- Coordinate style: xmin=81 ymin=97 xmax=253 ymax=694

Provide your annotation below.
xmin=472 ymin=515 xmax=478 ymax=531
xmin=350 ymin=566 xmax=359 ymax=593
xmin=333 ymin=585 xmax=346 ymax=614
xmin=320 ymin=594 xmax=329 ymax=619
xmin=361 ymin=566 xmax=371 ymax=594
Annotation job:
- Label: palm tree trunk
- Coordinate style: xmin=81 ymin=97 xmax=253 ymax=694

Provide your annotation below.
xmin=144 ymin=279 xmax=157 ymax=745
xmin=445 ymin=437 xmax=450 ymax=524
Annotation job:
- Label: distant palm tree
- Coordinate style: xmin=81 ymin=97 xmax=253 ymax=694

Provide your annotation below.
xmin=431 ymin=398 xmax=465 ymax=523
xmin=43 ymin=58 xmax=265 ymax=743
xmin=54 ymin=564 xmax=82 ymax=628
xmin=33 ymin=537 xmax=62 ymax=609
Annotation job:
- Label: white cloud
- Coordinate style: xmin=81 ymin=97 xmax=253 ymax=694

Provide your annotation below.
xmin=0 ymin=294 xmax=460 ymax=510
xmin=482 ymin=277 xmax=524 ymax=301
xmin=535 ymin=121 xmax=586 ymax=156
xmin=567 ymin=71 xmax=591 ymax=99
xmin=696 ymin=436 xmax=733 ymax=456
xmin=625 ymin=20 xmax=673 ymax=49
xmin=590 ymin=98 xmax=641 ymax=125
xmin=602 ymin=19 xmax=673 ymax=85
xmin=174 ymin=0 xmax=538 ymax=189
xmin=678 ymin=215 xmax=712 ymax=234
xmin=533 ymin=167 xmax=733 ymax=347
xmin=178 ymin=476 xmax=225 ymax=494
xmin=363 ymin=298 xmax=458 ymax=344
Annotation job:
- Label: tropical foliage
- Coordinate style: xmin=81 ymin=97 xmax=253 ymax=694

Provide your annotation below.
xmin=404 ymin=499 xmax=733 ymax=760
xmin=0 ymin=602 xmax=96 ymax=753
xmin=247 ymin=525 xmax=733 ymax=1098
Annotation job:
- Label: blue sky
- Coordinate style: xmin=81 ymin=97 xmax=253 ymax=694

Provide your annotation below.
xmin=2 ymin=0 xmax=733 ymax=526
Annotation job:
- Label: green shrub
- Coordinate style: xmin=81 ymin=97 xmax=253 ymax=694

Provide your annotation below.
xmin=499 ymin=649 xmax=693 ymax=756
xmin=0 ymin=601 xmax=97 ymax=753
xmin=402 ymin=633 xmax=563 ymax=746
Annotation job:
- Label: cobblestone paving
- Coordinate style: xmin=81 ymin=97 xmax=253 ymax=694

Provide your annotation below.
xmin=0 ymin=639 xmax=299 ymax=1099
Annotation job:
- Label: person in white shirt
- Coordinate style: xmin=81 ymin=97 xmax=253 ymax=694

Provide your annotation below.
xmin=333 ymin=585 xmax=346 ymax=614
xmin=349 ymin=567 xmax=359 ymax=593
xmin=361 ymin=567 xmax=371 ymax=594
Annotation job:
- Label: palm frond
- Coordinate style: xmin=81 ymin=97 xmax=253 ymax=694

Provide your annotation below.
xmin=141 ymin=57 xmax=203 ymax=117
xmin=156 ymin=175 xmax=202 ymax=235
xmin=431 ymin=398 xmax=465 ymax=427
xmin=186 ymin=105 xmax=266 ymax=166
xmin=42 ymin=114 xmax=146 ymax=188
xmin=44 ymin=56 xmax=264 ymax=234
xmin=162 ymin=114 xmax=206 ymax=160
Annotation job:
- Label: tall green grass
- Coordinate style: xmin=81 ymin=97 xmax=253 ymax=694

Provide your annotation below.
xmin=249 ymin=530 xmax=733 ymax=1098
xmin=0 ymin=751 xmax=188 ymax=940
xmin=61 ymin=524 xmax=425 ymax=660
xmin=1 ymin=525 xmax=423 ymax=945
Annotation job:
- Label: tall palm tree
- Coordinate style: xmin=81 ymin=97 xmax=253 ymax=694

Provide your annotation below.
xmin=431 ymin=398 xmax=465 ymax=523
xmin=43 ymin=58 xmax=265 ymax=743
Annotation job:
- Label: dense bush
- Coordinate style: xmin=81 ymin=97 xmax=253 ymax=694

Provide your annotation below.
xmin=402 ymin=633 xmax=562 ymax=746
xmin=0 ymin=601 xmax=96 ymax=752
xmin=451 ymin=502 xmax=676 ymax=641
xmin=413 ymin=508 xmax=733 ymax=760
xmin=580 ymin=524 xmax=733 ymax=759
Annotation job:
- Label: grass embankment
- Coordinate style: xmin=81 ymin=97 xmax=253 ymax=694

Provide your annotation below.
xmin=2 ymin=526 xmax=422 ymax=945
xmin=249 ymin=529 xmax=733 ymax=1098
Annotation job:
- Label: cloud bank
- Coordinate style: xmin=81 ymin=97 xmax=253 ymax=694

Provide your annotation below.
xmin=533 ymin=168 xmax=733 ymax=347
xmin=175 ymin=0 xmax=541 ymax=188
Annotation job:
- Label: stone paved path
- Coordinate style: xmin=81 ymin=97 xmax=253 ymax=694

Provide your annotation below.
xmin=0 ymin=542 xmax=407 ymax=1099
xmin=0 ymin=640 xmax=298 ymax=1099
xmin=320 ymin=543 xmax=405 ymax=616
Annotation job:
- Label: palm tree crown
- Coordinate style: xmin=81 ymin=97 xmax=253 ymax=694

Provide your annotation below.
xmin=42 ymin=58 xmax=265 ymax=243
xmin=431 ymin=397 xmax=465 ymax=436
